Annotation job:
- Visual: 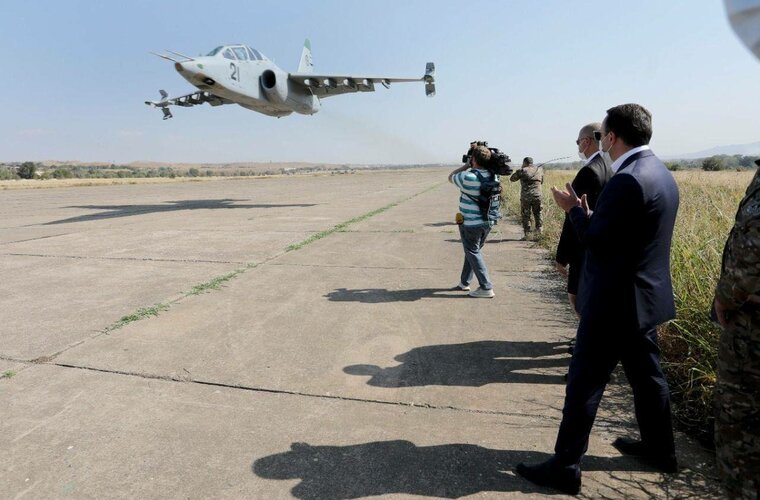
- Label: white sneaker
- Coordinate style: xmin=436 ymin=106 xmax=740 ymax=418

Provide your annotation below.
xmin=469 ymin=287 xmax=495 ymax=298
xmin=456 ymin=283 xmax=471 ymax=291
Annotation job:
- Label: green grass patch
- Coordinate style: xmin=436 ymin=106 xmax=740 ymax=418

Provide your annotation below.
xmin=1 ymin=370 xmax=16 ymax=379
xmin=106 ymin=303 xmax=171 ymax=332
xmin=186 ymin=262 xmax=257 ymax=295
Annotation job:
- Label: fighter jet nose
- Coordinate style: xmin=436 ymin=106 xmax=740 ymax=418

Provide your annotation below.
xmin=174 ymin=62 xmax=184 ymax=73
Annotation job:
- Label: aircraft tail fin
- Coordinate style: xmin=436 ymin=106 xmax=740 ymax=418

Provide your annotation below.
xmin=298 ymin=38 xmax=313 ymax=73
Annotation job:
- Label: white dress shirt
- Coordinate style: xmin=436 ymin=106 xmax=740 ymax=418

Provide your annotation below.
xmin=610 ymin=145 xmax=650 ymax=173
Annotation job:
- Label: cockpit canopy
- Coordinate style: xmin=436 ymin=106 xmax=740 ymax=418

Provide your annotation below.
xmin=206 ymin=45 xmax=267 ymax=61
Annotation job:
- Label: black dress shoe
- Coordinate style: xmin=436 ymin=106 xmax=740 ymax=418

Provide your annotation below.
xmin=515 ymin=458 xmax=581 ymax=495
xmin=612 ymin=437 xmax=678 ymax=473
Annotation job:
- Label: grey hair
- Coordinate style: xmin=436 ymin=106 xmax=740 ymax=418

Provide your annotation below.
xmin=578 ymin=122 xmax=602 ymax=139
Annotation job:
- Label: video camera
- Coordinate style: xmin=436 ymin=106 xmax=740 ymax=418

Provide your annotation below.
xmin=462 ymin=140 xmax=514 ymax=176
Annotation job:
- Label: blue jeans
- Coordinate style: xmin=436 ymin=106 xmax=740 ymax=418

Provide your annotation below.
xmin=459 ymin=224 xmax=492 ymax=290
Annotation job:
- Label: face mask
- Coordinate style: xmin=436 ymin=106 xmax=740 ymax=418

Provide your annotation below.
xmin=578 ymin=151 xmax=587 ymax=161
xmin=725 ymin=0 xmax=760 ymax=61
xmin=599 ymin=136 xmax=613 ymax=164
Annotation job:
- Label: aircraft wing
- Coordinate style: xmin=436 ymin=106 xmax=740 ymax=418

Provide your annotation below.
xmin=289 ymin=62 xmax=435 ymax=99
xmin=145 ymin=89 xmax=233 ymax=120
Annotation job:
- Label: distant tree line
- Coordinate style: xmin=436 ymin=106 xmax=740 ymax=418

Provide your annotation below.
xmin=0 ymin=162 xmax=363 ymax=181
xmin=544 ymin=154 xmax=758 ymax=172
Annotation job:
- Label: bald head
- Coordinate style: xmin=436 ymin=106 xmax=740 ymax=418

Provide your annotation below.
xmin=578 ymin=123 xmax=602 ymax=140
xmin=577 ymin=122 xmax=602 ymax=157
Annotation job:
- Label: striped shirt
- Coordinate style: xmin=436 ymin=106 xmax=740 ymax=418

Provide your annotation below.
xmin=452 ymin=169 xmax=497 ymax=227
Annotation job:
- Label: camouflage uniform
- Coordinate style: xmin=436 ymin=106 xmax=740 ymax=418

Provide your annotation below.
xmin=714 ymin=161 xmax=760 ymax=499
xmin=510 ymin=165 xmax=544 ymax=234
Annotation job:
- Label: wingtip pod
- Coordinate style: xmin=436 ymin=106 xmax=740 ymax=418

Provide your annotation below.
xmin=424 ymin=62 xmax=436 ymax=97
xmin=425 ymin=62 xmax=435 ymax=79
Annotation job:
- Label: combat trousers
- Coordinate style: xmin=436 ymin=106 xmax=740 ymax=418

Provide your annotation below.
xmin=714 ymin=305 xmax=760 ymax=499
xmin=520 ymin=198 xmax=542 ymax=233
xmin=458 ymin=223 xmax=492 ymax=290
xmin=553 ymin=321 xmax=675 ymax=469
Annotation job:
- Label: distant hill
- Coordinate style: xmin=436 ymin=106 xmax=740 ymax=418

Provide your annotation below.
xmin=670 ymin=141 xmax=760 ymax=160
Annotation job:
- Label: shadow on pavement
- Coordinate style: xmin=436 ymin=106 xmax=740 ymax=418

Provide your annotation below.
xmin=345 ymin=340 xmax=569 ymax=387
xmin=43 ymin=199 xmax=317 ymax=225
xmin=252 ymin=441 xmax=662 ymax=499
xmin=425 ymin=222 xmax=457 ymax=227
xmin=325 ymin=287 xmax=470 ymax=303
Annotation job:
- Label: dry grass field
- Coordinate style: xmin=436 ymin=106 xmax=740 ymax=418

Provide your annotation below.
xmin=501 ymin=169 xmax=755 ymax=441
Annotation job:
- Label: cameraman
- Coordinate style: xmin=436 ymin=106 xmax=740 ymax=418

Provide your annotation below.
xmin=448 ymin=145 xmax=497 ymax=298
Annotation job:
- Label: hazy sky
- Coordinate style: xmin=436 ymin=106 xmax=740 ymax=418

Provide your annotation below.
xmin=1 ymin=0 xmax=757 ymax=164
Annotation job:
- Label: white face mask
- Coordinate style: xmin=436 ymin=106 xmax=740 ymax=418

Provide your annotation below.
xmin=725 ymin=0 xmax=760 ymax=61
xmin=578 ymin=151 xmax=587 ymax=161
xmin=599 ymin=136 xmax=613 ymax=164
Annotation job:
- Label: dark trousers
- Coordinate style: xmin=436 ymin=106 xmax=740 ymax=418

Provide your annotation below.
xmin=554 ymin=322 xmax=675 ymax=468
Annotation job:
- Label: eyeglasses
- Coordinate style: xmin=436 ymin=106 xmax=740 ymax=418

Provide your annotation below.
xmin=575 ymin=136 xmax=592 ymax=145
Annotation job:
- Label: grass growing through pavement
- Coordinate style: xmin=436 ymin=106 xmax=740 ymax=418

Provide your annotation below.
xmin=501 ymin=169 xmax=754 ymax=443
xmin=103 ymin=263 xmax=258 ymax=332
xmin=106 ymin=303 xmax=172 ymax=333
xmin=286 ymin=202 xmax=402 ymax=251
xmin=187 ymin=262 xmax=258 ymax=296
xmin=286 ymin=184 xmax=440 ymax=252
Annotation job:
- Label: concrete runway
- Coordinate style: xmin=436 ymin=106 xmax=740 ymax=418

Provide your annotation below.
xmin=1 ymin=169 xmax=719 ymax=498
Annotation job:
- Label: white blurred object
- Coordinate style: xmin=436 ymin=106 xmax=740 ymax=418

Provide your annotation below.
xmin=725 ymin=0 xmax=760 ymax=60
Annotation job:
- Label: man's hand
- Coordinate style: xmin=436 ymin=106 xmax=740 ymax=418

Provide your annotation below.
xmin=551 ymin=183 xmax=588 ymax=214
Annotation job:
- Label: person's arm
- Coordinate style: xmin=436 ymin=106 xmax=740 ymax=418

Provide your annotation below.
xmin=567 ymin=173 xmax=643 ymax=252
xmin=572 ymin=166 xmax=596 ymax=199
xmin=510 ymin=170 xmax=521 ymax=182
xmin=713 ymin=212 xmax=760 ymax=325
xmin=448 ymin=164 xmax=469 ymax=184
xmin=555 ymin=214 xmax=574 ymax=266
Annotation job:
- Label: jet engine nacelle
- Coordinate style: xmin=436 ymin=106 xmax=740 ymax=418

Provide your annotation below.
xmin=260 ymin=69 xmax=289 ymax=104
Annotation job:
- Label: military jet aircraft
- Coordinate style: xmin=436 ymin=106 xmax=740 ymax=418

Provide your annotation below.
xmin=146 ymin=39 xmax=435 ymax=119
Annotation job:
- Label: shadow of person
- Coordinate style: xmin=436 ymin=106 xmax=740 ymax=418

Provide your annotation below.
xmin=252 ymin=441 xmax=651 ymax=499
xmin=325 ymin=288 xmax=469 ymax=303
xmin=344 ymin=340 xmax=569 ymax=387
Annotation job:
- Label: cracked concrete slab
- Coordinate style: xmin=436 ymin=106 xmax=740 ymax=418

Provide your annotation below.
xmin=56 ymin=262 xmax=577 ymax=417
xmin=0 ymin=255 xmax=232 ymax=360
xmin=0 ymin=365 xmax=720 ymax=499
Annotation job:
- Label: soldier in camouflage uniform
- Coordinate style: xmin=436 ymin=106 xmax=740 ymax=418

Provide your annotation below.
xmin=510 ymin=157 xmax=544 ymax=239
xmin=712 ymin=158 xmax=760 ymax=499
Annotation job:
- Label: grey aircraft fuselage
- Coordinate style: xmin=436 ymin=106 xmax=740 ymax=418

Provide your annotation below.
xmin=146 ymin=41 xmax=435 ymax=120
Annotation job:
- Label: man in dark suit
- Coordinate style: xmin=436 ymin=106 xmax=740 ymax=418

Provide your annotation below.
xmin=555 ymin=123 xmax=613 ymax=313
xmin=516 ymin=104 xmax=680 ymax=495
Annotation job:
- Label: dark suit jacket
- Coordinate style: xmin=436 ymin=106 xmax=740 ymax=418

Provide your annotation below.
xmin=569 ymin=150 xmax=679 ymax=331
xmin=556 ymin=153 xmax=613 ymax=266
